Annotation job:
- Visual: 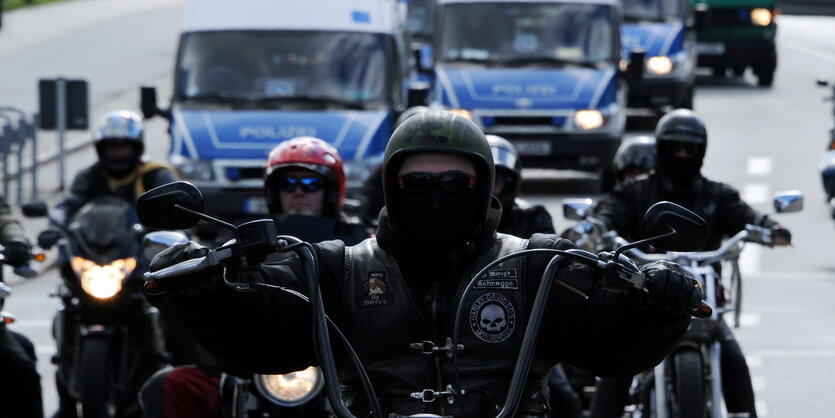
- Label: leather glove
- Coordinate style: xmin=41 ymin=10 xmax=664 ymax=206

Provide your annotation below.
xmin=145 ymin=241 xmax=220 ymax=297
xmin=3 ymin=236 xmax=32 ymax=267
xmin=770 ymin=227 xmax=791 ymax=246
xmin=37 ymin=229 xmax=62 ymax=249
xmin=641 ymin=260 xmax=703 ymax=316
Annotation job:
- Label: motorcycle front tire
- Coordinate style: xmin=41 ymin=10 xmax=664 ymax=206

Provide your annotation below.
xmin=80 ymin=335 xmax=113 ymax=418
xmin=673 ymin=349 xmax=707 ymax=418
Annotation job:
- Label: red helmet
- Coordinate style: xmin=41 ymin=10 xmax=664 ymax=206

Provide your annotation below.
xmin=264 ymin=137 xmax=346 ymax=217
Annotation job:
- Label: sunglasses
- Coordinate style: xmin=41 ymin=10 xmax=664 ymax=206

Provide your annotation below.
xmin=279 ymin=176 xmax=325 ymax=193
xmin=397 ymin=171 xmax=477 ymax=193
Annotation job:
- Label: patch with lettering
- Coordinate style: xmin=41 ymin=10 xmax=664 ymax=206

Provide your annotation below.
xmin=473 ymin=268 xmax=518 ymax=290
xmin=359 ymin=272 xmax=392 ymax=308
xmin=469 ymin=293 xmax=516 ymax=343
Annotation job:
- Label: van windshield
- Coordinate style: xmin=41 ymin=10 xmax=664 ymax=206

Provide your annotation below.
xmin=176 ymin=31 xmax=392 ymax=109
xmin=621 ymin=0 xmax=683 ymax=22
xmin=439 ymin=3 xmax=616 ymax=67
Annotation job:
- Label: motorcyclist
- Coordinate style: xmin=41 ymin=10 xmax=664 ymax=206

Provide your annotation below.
xmin=141 ymin=136 xmax=369 ymax=418
xmin=590 ymin=109 xmax=790 ymax=418
xmin=50 ymin=110 xmax=178 ymax=418
xmin=146 ymin=111 xmax=703 ymax=417
xmin=613 ymin=135 xmax=655 ymax=185
xmin=0 ymin=196 xmax=43 ymax=418
xmin=41 ymin=110 xmax=177 ymax=240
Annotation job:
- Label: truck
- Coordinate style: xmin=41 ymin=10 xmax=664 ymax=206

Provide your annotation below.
xmin=430 ymin=0 xmax=642 ymax=188
xmin=141 ymin=0 xmax=415 ymax=223
xmin=692 ymin=0 xmax=777 ymax=87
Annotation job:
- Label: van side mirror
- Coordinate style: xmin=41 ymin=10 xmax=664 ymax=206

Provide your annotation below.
xmin=626 ymin=50 xmax=645 ymax=82
xmin=407 ymin=81 xmax=431 ymax=108
xmin=693 ymin=7 xmax=709 ymax=31
xmin=140 ymin=86 xmax=166 ymax=120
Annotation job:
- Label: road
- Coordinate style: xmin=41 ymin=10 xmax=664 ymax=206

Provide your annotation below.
xmin=1 ymin=2 xmax=835 ymax=416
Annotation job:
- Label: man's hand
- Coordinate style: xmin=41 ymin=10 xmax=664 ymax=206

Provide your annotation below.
xmin=145 ymin=241 xmax=219 ymax=297
xmin=642 ymin=260 xmax=703 ymax=316
xmin=3 ymin=237 xmax=32 ymax=268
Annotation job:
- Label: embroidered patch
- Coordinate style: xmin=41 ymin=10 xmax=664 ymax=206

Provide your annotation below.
xmin=469 ymin=293 xmax=516 ymax=343
xmin=359 ymin=272 xmax=392 ymax=307
xmin=473 ymin=268 xmax=519 ymax=290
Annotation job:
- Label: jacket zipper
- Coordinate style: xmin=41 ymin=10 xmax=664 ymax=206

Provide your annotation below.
xmin=431 ymin=280 xmax=447 ymax=416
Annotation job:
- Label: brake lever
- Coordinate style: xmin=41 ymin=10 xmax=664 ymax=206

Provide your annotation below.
xmin=144 ymin=246 xmax=236 ymax=282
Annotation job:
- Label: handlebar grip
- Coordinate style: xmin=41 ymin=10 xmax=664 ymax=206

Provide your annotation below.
xmin=689 ymin=302 xmax=713 ymax=319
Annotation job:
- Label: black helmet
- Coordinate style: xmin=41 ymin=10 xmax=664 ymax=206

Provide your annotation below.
xmin=383 ymin=110 xmax=494 ymax=235
xmin=614 ymin=136 xmax=655 ymax=179
xmin=654 ymin=109 xmax=707 ymax=181
xmin=93 ymin=110 xmax=145 ymax=178
xmin=486 ymin=135 xmax=521 ymax=216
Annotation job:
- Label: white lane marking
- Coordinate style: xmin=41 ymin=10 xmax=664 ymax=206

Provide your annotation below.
xmin=752 ymin=376 xmax=767 ymax=392
xmin=747 ymin=157 xmax=773 ymax=176
xmin=782 ymin=39 xmax=835 ymax=65
xmin=723 ymin=312 xmax=760 ymax=327
xmin=742 ymin=184 xmax=770 ymax=205
xmin=747 ymin=354 xmax=764 ymax=369
xmin=739 ymin=244 xmax=762 ymax=276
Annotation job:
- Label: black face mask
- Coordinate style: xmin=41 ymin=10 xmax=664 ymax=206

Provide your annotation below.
xmin=396 ymin=184 xmax=479 ymax=252
xmin=656 ymin=154 xmax=703 ymax=183
xmin=102 ymin=156 xmax=139 ymax=179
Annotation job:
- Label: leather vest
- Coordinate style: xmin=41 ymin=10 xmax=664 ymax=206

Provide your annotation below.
xmin=339 ymin=234 xmax=551 ymax=417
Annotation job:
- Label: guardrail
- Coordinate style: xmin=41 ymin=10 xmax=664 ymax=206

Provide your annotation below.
xmin=0 ymin=107 xmax=39 ymax=203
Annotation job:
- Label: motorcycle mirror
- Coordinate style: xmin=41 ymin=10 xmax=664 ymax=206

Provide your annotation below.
xmin=21 ymin=201 xmax=48 ymax=218
xmin=772 ymin=190 xmax=803 ymax=214
xmin=143 ymin=231 xmax=190 ymax=261
xmin=642 ymin=201 xmax=706 ymax=251
xmin=137 ymin=182 xmax=205 ymax=230
xmin=562 ymin=198 xmax=594 ymax=221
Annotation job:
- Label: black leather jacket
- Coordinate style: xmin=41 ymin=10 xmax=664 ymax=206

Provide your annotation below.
xmin=158 ymin=199 xmax=689 ymax=417
xmin=594 ymin=173 xmax=781 ymax=251
xmin=497 ymin=199 xmax=555 ymax=239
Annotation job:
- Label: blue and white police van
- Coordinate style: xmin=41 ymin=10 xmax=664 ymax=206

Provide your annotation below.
xmin=430 ymin=0 xmax=641 ymax=184
xmin=620 ymin=0 xmax=696 ymax=111
xmin=141 ymin=0 xmax=413 ymax=221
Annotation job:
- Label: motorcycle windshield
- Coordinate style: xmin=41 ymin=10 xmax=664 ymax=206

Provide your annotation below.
xmin=71 ymin=197 xmax=141 ymax=265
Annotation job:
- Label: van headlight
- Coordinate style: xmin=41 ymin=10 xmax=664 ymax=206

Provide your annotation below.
xmin=253 ymin=366 xmax=323 ymax=407
xmin=750 ymin=8 xmax=773 ymax=26
xmin=574 ymin=110 xmax=604 ymax=130
xmin=72 ymin=257 xmax=137 ymax=299
xmin=646 ymin=56 xmax=674 ymax=75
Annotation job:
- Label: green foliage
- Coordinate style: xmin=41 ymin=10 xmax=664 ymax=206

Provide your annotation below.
xmin=3 ymin=0 xmax=72 ymax=12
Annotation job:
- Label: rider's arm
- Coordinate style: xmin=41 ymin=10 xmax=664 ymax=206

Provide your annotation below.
xmin=530 ymin=234 xmax=690 ymax=377
xmin=148 ymin=240 xmax=347 ymax=375
xmin=592 ymin=183 xmax=642 ymax=240
xmin=713 ymin=181 xmax=790 ymax=244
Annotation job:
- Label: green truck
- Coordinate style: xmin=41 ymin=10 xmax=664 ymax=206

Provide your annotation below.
xmin=692 ymin=0 xmax=777 ymax=86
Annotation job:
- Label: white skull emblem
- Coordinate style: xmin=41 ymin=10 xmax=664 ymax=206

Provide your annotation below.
xmin=480 ymin=304 xmax=507 ymax=333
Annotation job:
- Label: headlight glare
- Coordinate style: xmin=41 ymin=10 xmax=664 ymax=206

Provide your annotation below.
xmin=449 ymin=109 xmax=473 ymax=120
xmin=73 ymin=257 xmax=136 ymax=299
xmin=750 ymin=8 xmax=772 ymax=26
xmin=254 ymin=366 xmax=323 ymax=407
xmin=646 ymin=56 xmax=674 ymax=75
xmin=171 ymin=155 xmax=215 ymax=181
xmin=574 ymin=110 xmax=604 ymax=130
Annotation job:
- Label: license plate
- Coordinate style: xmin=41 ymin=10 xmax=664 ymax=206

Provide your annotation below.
xmin=243 ymin=196 xmax=268 ymax=214
xmin=514 ymin=140 xmax=552 ymax=156
xmin=697 ymin=42 xmax=726 ymax=55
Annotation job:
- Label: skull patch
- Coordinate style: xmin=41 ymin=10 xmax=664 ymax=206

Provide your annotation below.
xmin=469 ymin=293 xmax=516 ymax=343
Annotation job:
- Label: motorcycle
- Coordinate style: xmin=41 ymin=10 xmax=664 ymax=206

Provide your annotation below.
xmin=23 ymin=196 xmax=166 ymax=418
xmin=563 ymin=190 xmax=802 ymax=418
xmin=137 ymin=181 xmax=712 ymax=418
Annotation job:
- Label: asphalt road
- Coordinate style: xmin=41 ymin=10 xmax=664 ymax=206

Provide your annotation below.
xmin=2 ymin=2 xmax=835 ymax=417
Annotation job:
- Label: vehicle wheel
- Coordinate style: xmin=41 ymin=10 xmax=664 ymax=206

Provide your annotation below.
xmin=600 ymin=168 xmax=616 ymax=193
xmin=672 ymin=349 xmax=706 ymax=418
xmin=731 ymin=65 xmax=746 ymax=77
xmin=80 ymin=336 xmax=113 ymax=418
xmin=756 ymin=68 xmax=774 ymax=87
xmin=675 ymin=86 xmax=694 ymax=110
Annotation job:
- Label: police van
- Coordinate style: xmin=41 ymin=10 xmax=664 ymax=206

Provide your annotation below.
xmin=430 ymin=0 xmax=641 ymax=186
xmin=620 ymin=0 xmax=696 ymax=111
xmin=141 ymin=0 xmax=413 ymax=221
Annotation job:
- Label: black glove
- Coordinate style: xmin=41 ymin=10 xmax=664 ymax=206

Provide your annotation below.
xmin=3 ymin=236 xmax=32 ymax=267
xmin=641 ymin=260 xmax=703 ymax=316
xmin=37 ymin=229 xmax=62 ymax=249
xmin=146 ymin=241 xmax=220 ymax=297
xmin=770 ymin=227 xmax=791 ymax=246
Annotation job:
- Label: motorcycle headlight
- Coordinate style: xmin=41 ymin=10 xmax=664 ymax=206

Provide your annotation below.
xmin=750 ymin=8 xmax=773 ymax=26
xmin=171 ymin=155 xmax=215 ymax=181
xmin=253 ymin=366 xmax=323 ymax=407
xmin=574 ymin=110 xmax=604 ymax=130
xmin=646 ymin=56 xmax=674 ymax=75
xmin=72 ymin=257 xmax=137 ymax=299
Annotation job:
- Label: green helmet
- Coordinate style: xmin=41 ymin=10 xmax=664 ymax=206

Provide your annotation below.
xmin=383 ymin=110 xmax=495 ymax=231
